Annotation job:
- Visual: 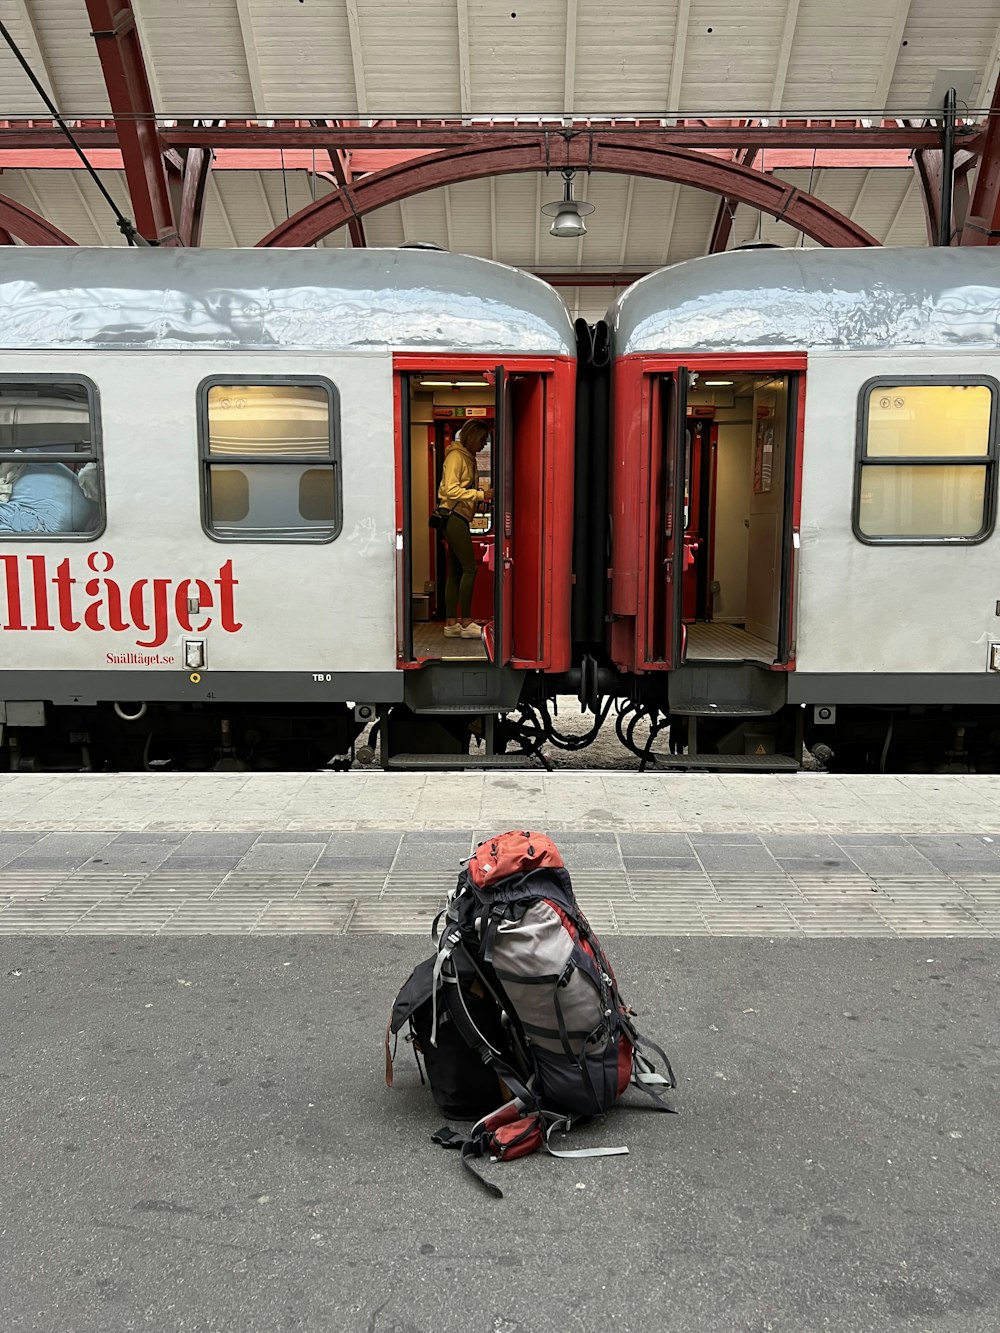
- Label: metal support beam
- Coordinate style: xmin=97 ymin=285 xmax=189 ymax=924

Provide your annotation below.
xmin=913 ymin=147 xmax=945 ymax=245
xmin=86 ymin=0 xmax=179 ymax=244
xmin=322 ymin=124 xmax=365 ymax=247
xmin=0 ymin=192 xmax=76 ymax=244
xmin=953 ymin=163 xmax=973 ymax=242
xmin=256 ymin=134 xmax=880 ymax=249
xmin=177 ymin=148 xmax=213 ymax=247
xmin=938 ymin=87 xmax=957 ymax=245
xmin=913 ymin=147 xmax=975 ymax=245
xmin=962 ymin=76 xmax=1000 ymax=244
xmin=533 ymin=270 xmax=648 ymax=287
xmin=708 ymin=141 xmax=758 ymax=252
xmin=0 ymin=120 xmax=975 ymax=152
xmin=0 ymin=144 xmax=920 ymax=175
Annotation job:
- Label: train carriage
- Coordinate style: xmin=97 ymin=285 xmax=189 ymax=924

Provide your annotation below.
xmin=0 ymin=248 xmax=576 ymax=770
xmin=607 ymin=247 xmax=1000 ymax=771
xmin=7 ymin=243 xmax=1000 ymax=774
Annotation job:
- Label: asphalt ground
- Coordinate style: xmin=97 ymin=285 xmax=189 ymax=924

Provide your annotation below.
xmin=1 ymin=936 xmax=998 ymax=1333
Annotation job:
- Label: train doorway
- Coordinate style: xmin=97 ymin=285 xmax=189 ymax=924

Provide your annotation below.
xmin=654 ymin=367 xmax=801 ymax=668
xmin=396 ymin=363 xmax=554 ymax=672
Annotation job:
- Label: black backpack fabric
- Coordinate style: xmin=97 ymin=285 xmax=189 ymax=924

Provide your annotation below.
xmin=385 ymin=953 xmax=511 ymax=1121
xmin=386 ymin=830 xmax=677 ymax=1198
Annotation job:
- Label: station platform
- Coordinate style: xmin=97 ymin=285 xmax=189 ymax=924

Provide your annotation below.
xmin=1 ymin=770 xmax=1000 ymax=936
xmin=3 ymin=776 xmax=999 ymax=1333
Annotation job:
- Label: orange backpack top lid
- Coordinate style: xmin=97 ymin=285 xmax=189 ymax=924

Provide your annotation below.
xmin=466 ymin=830 xmax=564 ymax=891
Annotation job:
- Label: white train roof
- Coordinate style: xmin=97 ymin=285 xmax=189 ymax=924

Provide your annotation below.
xmin=610 ymin=248 xmax=1000 ymax=356
xmin=0 ymin=247 xmax=575 ymax=356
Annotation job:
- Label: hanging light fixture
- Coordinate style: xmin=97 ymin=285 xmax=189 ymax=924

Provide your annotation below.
xmin=540 ymin=169 xmax=595 ymax=239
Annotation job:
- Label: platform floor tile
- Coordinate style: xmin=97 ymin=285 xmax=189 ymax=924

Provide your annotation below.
xmin=0 ymin=861 xmax=996 ymax=934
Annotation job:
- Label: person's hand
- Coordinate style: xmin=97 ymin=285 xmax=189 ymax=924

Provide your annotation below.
xmin=480 ymin=485 xmax=493 ymax=503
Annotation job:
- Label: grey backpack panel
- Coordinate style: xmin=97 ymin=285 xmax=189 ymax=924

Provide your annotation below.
xmin=492 ymin=901 xmax=609 ymax=1058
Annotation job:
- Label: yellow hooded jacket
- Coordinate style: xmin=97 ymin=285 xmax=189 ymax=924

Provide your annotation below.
xmin=437 ymin=442 xmax=483 ymax=524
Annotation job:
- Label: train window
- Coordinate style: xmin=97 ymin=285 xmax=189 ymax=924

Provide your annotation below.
xmin=199 ymin=379 xmax=341 ymax=542
xmin=0 ymin=377 xmax=103 ymax=539
xmin=854 ymin=379 xmax=998 ymax=543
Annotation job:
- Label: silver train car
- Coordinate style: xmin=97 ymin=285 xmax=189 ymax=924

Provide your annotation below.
xmin=0 ymin=248 xmax=578 ymax=770
xmin=607 ymin=247 xmax=1000 ymax=771
xmin=2 ymin=244 xmax=1000 ymax=773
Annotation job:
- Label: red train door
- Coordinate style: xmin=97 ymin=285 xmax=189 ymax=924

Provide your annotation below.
xmin=682 ymin=414 xmax=716 ymax=623
xmin=491 ymin=366 xmax=514 ymax=665
xmin=396 ymin=353 xmax=575 ymax=676
xmin=647 ymin=367 xmax=689 ymax=666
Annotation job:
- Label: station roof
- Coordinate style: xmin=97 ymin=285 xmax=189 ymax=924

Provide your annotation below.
xmin=0 ymin=0 xmax=998 ymax=324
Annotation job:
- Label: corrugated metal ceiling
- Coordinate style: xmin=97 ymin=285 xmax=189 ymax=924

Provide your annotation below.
xmin=0 ymin=0 xmax=996 ymax=322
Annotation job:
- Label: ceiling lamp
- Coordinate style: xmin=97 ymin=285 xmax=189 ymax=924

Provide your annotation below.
xmin=540 ymin=169 xmax=595 ymax=239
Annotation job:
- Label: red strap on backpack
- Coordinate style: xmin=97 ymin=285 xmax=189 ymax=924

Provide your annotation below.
xmin=456 ymin=1098 xmax=545 ymax=1198
xmin=484 ymin=1114 xmax=544 ymax=1161
xmin=466 ymin=830 xmax=564 ymax=889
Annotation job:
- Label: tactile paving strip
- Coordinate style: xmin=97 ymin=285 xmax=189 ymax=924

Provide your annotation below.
xmin=0 ymin=863 xmax=999 ymax=935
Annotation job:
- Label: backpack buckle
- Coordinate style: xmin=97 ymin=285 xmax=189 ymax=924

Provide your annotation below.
xmin=431 ymin=1127 xmax=466 ymax=1150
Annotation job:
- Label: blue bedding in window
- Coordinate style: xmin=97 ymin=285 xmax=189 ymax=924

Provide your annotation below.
xmin=0 ymin=463 xmax=99 ymax=534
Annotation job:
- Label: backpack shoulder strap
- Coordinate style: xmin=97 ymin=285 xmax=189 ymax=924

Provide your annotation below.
xmin=441 ymin=959 xmax=536 ymax=1110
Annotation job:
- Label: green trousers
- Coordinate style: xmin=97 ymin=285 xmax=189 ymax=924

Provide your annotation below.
xmin=443 ymin=512 xmax=478 ymax=619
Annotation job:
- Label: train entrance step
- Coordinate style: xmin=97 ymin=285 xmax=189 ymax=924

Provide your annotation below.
xmin=652 ymin=753 xmax=801 ymax=771
xmin=668 ymin=702 xmax=775 ymax=717
xmin=386 ymin=752 xmax=540 ymax=770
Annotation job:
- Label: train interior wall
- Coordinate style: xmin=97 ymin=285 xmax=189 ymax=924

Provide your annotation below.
xmin=684 ymin=374 xmax=790 ymax=666
xmin=407 ymin=378 xmax=495 ymax=663
xmin=700 ymin=392 xmax=751 ymax=625
xmin=403 ymin=370 xmax=552 ymax=670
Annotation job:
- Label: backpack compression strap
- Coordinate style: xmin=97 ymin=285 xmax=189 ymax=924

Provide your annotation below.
xmin=629 ymin=1041 xmax=678 ymax=1113
xmin=542 ymin=1114 xmax=629 ymax=1160
xmin=459 ymin=1097 xmax=535 ymax=1199
xmin=441 ymin=1106 xmax=630 ymax=1202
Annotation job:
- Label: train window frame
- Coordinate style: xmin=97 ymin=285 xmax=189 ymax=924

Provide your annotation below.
xmin=853 ymin=375 xmax=999 ymax=545
xmin=0 ymin=374 xmax=105 ymax=542
xmin=197 ymin=375 xmax=343 ymax=544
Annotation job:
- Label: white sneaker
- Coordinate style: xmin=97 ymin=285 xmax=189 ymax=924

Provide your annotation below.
xmin=459 ymin=622 xmax=483 ymax=639
xmin=442 ymin=623 xmax=463 ymax=638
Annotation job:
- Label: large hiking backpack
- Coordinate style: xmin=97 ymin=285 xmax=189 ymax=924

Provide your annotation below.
xmin=386 ymin=829 xmax=676 ymax=1197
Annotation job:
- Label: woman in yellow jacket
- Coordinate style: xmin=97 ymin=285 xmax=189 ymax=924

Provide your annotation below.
xmin=437 ymin=421 xmax=492 ymax=638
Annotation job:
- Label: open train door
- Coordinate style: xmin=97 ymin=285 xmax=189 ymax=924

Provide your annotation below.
xmin=485 ymin=365 xmax=514 ymax=666
xmin=646 ymin=367 xmax=689 ymax=666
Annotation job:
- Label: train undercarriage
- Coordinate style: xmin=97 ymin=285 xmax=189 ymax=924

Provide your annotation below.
xmin=4 ymin=677 xmax=1000 ymax=775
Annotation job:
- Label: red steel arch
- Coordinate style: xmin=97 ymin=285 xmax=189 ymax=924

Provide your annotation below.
xmin=257 ymin=134 xmax=879 ymax=249
xmin=0 ymin=195 xmax=77 ymax=246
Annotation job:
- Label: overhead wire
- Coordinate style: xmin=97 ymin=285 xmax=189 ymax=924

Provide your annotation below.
xmin=798 ymin=145 xmax=818 ymax=248
xmin=280 ymin=146 xmax=290 ymax=218
xmin=0 ymin=18 xmax=146 ymax=245
xmin=754 ymin=148 xmax=765 ymax=242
